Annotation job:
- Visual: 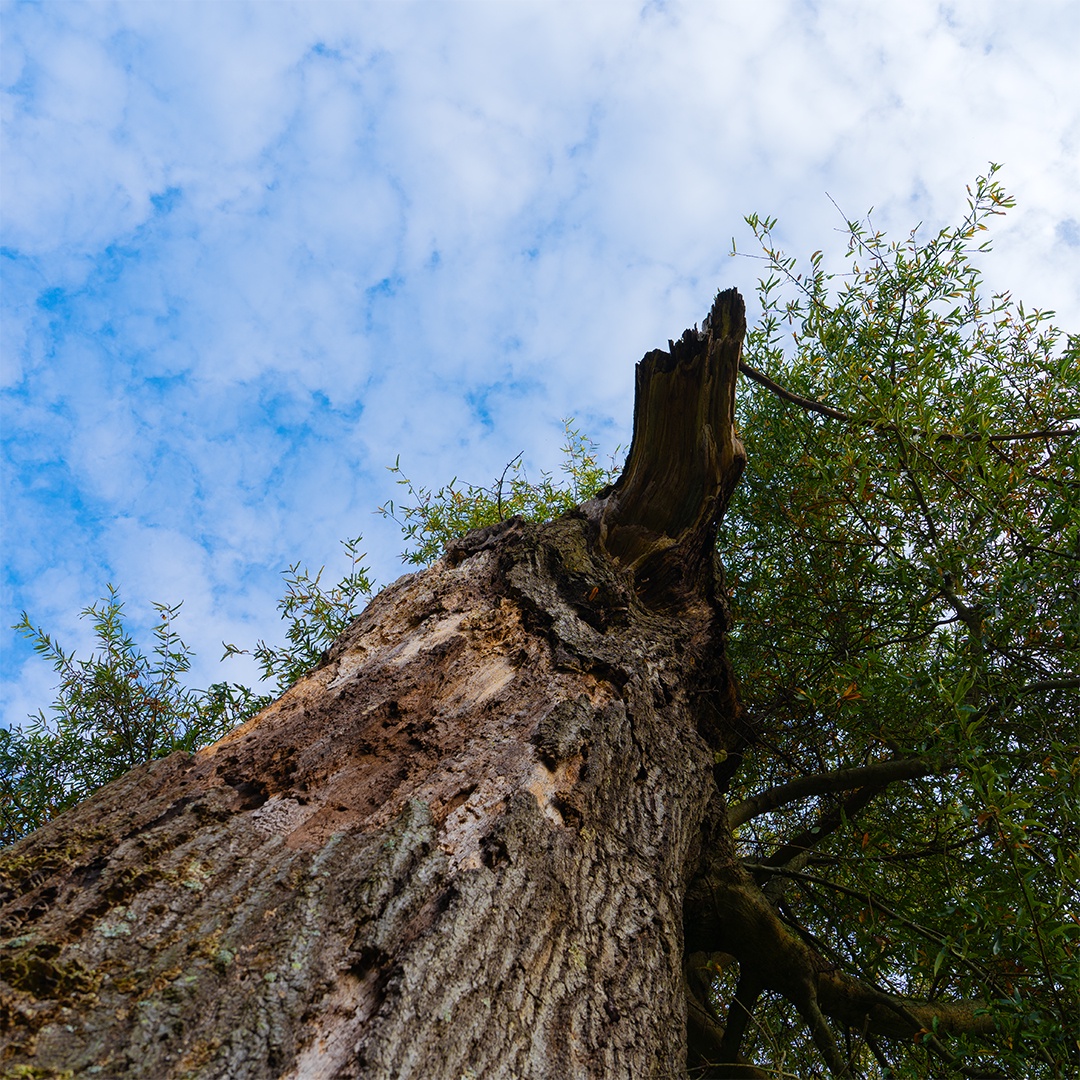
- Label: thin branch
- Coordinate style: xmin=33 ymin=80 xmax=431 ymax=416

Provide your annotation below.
xmin=494 ymin=452 xmax=523 ymax=520
xmin=903 ymin=431 xmax=1080 ymax=563
xmin=863 ymin=1031 xmax=892 ymax=1077
xmin=984 ymin=428 xmax=1080 ymax=443
xmin=729 ymin=757 xmax=937 ymax=828
xmin=738 ymin=359 xmax=854 ymax=421
xmin=995 ymin=817 xmax=1068 ymax=1026
xmin=738 ymin=360 xmax=1078 ymax=444
xmin=1018 ymin=675 xmax=1080 ymax=694
xmin=807 ymin=831 xmax=980 ymax=866
xmin=895 ymin=435 xmax=943 ymax=553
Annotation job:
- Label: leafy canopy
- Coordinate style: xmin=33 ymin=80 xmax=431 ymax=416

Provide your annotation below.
xmin=716 ymin=165 xmax=1078 ymax=1077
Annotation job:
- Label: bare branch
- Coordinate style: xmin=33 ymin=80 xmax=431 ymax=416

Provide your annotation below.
xmin=985 ymin=428 xmax=1080 ymax=443
xmin=1018 ymin=675 xmax=1080 ymax=694
xmin=494 ymin=452 xmax=523 ymax=520
xmin=738 ymin=359 xmax=854 ymax=421
xmin=729 ymin=757 xmax=937 ymax=828
xmin=738 ymin=359 xmax=1078 ymax=444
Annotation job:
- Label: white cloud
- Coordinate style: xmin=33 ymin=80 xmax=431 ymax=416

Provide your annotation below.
xmin=3 ymin=0 xmax=1078 ymax=728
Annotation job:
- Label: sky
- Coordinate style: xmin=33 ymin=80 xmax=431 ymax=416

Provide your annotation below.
xmin=2 ymin=0 xmax=1079 ymax=729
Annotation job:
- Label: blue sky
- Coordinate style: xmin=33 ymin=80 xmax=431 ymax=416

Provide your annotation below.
xmin=2 ymin=1 xmax=1079 ymax=727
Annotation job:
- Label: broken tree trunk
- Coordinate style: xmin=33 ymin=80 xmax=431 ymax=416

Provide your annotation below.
xmin=0 ymin=289 xmax=747 ymax=1079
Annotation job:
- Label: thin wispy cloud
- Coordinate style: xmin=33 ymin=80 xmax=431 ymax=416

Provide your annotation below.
xmin=3 ymin=1 xmax=1078 ymax=727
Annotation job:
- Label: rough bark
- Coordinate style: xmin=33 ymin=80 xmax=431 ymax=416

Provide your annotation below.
xmin=1 ymin=293 xmax=749 ymax=1079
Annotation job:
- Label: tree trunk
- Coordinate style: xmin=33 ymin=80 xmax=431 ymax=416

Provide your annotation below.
xmin=0 ymin=291 xmax=748 ymax=1079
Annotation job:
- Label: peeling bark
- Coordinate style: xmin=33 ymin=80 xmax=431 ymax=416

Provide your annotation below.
xmin=1 ymin=293 xmax=748 ymax=1079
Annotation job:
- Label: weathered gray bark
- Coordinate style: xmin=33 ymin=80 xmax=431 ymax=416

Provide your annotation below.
xmin=1 ymin=292 xmax=749 ymax=1079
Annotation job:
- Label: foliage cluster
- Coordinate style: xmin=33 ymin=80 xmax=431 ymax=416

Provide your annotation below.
xmin=2 ymin=542 xmax=373 ymax=846
xmin=717 ymin=166 xmax=1079 ymax=1077
xmin=220 ymin=535 xmax=373 ymax=696
xmin=2 ymin=589 xmax=259 ymax=844
xmin=378 ymin=420 xmax=620 ymax=565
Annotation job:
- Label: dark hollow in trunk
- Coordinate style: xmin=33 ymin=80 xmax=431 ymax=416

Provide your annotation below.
xmin=1 ymin=292 xmax=750 ymax=1079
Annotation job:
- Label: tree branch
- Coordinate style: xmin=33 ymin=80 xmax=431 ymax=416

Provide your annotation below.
xmin=816 ymin=969 xmax=998 ymax=1045
xmin=718 ymin=973 xmax=764 ymax=1066
xmin=685 ymin=873 xmax=1000 ymax=1078
xmin=983 ymin=428 xmax=1080 ymax=443
xmin=685 ymin=954 xmax=772 ymax=1080
xmin=747 ymin=864 xmax=998 ymax=989
xmin=738 ymin=359 xmax=1078 ymax=443
xmin=758 ymin=785 xmax=881 ymax=904
xmin=1018 ymin=675 xmax=1080 ymax=694
xmin=729 ymin=757 xmax=937 ymax=828
xmin=738 ymin=359 xmax=854 ymax=421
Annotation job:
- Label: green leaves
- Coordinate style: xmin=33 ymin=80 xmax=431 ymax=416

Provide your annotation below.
xmin=378 ymin=420 xmax=620 ymax=565
xmin=3 ymin=588 xmax=255 ymax=845
xmin=722 ymin=167 xmax=1079 ymax=1077
xmin=4 ymin=543 xmax=374 ymax=846
xmin=223 ymin=535 xmax=373 ymax=694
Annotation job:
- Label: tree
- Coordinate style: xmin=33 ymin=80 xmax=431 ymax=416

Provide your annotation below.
xmin=2 ymin=172 xmax=1077 ymax=1079
xmin=0 ymin=287 xmax=747 ymax=1080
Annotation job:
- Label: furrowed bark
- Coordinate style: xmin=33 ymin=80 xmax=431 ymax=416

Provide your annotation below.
xmin=1 ymin=293 xmax=749 ymax=1079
